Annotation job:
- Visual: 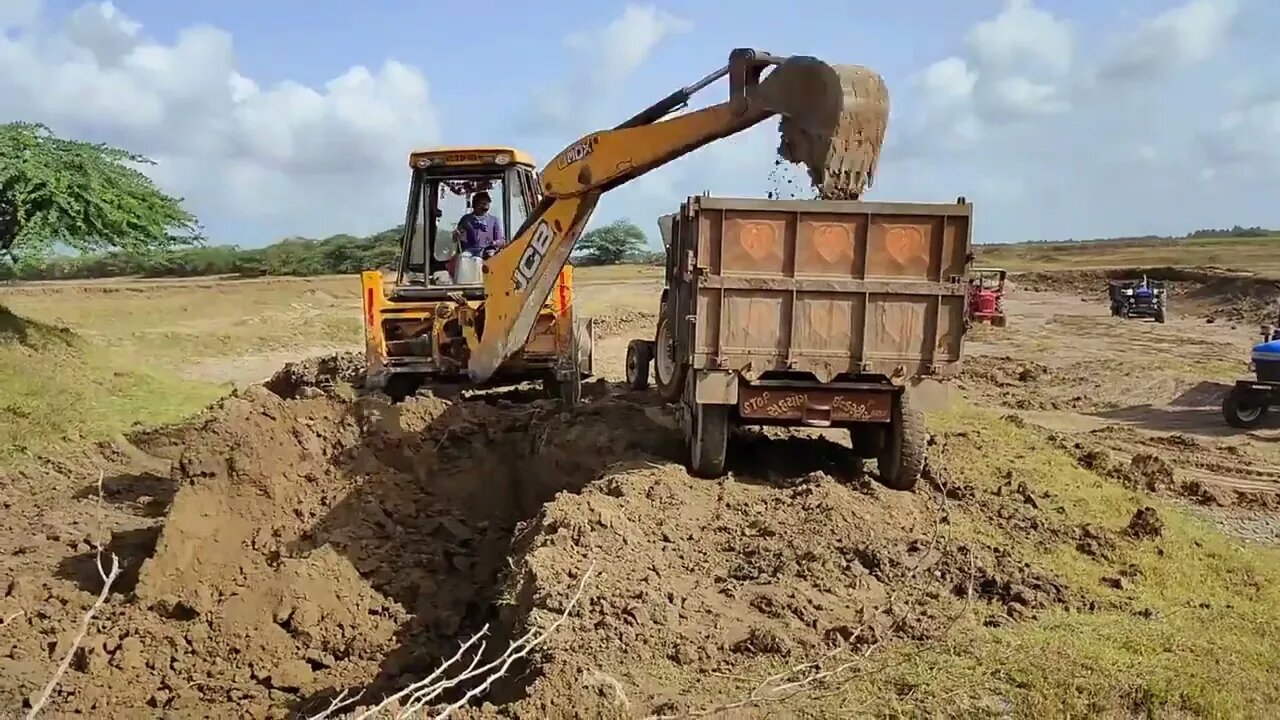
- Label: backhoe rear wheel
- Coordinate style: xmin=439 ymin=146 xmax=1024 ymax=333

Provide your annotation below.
xmin=875 ymin=391 xmax=925 ymax=492
xmin=687 ymin=402 xmax=730 ymax=478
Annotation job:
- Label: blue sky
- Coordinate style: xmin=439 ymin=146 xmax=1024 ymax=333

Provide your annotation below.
xmin=3 ymin=0 xmax=1277 ymax=247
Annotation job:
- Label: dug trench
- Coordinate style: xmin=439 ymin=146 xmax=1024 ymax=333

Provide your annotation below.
xmin=2 ymin=348 xmax=1191 ymax=718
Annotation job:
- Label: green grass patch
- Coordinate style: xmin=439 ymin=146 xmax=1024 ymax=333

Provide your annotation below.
xmin=0 ymin=306 xmax=224 ymax=464
xmin=907 ymin=407 xmax=1278 ymax=716
xmin=800 ymin=406 xmax=1280 ymax=717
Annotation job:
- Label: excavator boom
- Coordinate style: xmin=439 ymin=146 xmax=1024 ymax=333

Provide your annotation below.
xmin=468 ymin=49 xmax=889 ymax=382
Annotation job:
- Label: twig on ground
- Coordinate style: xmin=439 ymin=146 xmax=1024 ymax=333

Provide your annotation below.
xmin=26 ymin=471 xmax=122 ymax=720
xmin=308 ymin=688 xmax=366 ymax=720
xmin=2 ymin=610 xmax=24 ymax=626
xmin=324 ymin=559 xmax=596 ymax=720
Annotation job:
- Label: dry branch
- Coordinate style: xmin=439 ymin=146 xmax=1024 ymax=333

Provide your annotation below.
xmin=26 ymin=471 xmax=123 ymax=719
xmin=316 ymin=559 xmax=597 ymax=720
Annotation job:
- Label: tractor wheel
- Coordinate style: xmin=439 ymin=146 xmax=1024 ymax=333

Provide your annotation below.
xmin=1119 ymin=305 xmax=1130 ymax=320
xmin=993 ymin=314 xmax=1008 ymax=328
xmin=1155 ymin=308 xmax=1167 ymax=324
xmin=687 ymin=402 xmax=730 ymax=478
xmin=653 ymin=309 xmax=686 ymax=403
xmin=625 ymin=340 xmax=653 ymax=391
xmin=1222 ymin=387 xmax=1269 ymax=429
xmin=875 ymin=391 xmax=926 ymax=492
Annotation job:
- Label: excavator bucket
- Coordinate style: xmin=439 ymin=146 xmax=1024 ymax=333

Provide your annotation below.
xmin=752 ymin=57 xmax=889 ymax=199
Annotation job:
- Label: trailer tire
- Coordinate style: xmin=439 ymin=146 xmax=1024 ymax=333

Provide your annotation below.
xmin=688 ymin=403 xmax=730 ymax=478
xmin=876 ymin=392 xmax=925 ymax=492
xmin=1222 ymin=386 xmax=1269 ymax=429
xmin=626 ymin=340 xmax=653 ymax=390
xmin=653 ymin=310 xmax=685 ymax=403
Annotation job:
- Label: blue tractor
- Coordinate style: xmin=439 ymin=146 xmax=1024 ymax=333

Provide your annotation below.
xmin=1221 ymin=323 xmax=1280 ymax=429
xmin=1108 ymin=276 xmax=1168 ymax=323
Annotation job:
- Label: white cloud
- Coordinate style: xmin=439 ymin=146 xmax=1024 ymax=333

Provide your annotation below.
xmin=964 ymin=0 xmax=1074 ymax=77
xmin=639 ymin=0 xmax=1273 ymax=245
xmin=1097 ymin=0 xmax=1239 ymax=82
xmin=0 ymin=0 xmax=38 ymax=31
xmin=527 ymin=3 xmax=691 ymax=135
xmin=1200 ymin=89 xmax=1280 ymax=176
xmin=0 ymin=1 xmax=439 ymax=240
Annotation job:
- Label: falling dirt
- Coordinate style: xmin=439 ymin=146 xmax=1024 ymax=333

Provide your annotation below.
xmin=768 ymin=62 xmax=888 ymax=201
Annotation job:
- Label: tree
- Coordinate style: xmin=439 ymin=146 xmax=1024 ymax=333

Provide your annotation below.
xmin=0 ymin=122 xmax=202 ymax=263
xmin=577 ymin=218 xmax=647 ymax=265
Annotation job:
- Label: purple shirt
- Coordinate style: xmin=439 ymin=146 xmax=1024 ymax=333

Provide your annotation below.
xmin=456 ymin=213 xmax=505 ymax=254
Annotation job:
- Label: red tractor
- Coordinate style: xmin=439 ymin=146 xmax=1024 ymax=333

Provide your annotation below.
xmin=967 ymin=267 xmax=1008 ymax=327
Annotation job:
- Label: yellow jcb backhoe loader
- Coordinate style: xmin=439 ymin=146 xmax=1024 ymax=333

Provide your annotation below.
xmin=361 ymin=48 xmax=889 ymax=403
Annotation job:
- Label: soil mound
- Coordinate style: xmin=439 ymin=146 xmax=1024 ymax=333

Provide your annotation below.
xmin=1010 ymin=267 xmax=1280 ymax=325
xmin=1 ymin=367 xmax=1079 ymax=718
xmin=262 ymin=352 xmax=365 ymax=399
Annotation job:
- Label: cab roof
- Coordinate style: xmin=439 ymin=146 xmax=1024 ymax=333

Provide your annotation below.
xmin=408 ymin=146 xmax=537 ymax=168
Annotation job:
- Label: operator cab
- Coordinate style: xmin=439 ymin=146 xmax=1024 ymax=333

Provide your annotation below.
xmin=397 ymin=147 xmax=540 ymax=299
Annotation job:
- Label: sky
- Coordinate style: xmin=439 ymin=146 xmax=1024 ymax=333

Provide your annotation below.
xmin=0 ymin=0 xmax=1276 ymax=247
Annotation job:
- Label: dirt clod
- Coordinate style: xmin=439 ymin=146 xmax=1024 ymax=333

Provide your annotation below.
xmin=1126 ymin=507 xmax=1164 ymax=540
xmin=263 ymin=352 xmax=364 ymax=399
xmin=1125 ymin=453 xmax=1175 ymax=492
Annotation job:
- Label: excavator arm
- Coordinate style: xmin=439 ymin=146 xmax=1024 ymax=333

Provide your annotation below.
xmin=468 ymin=48 xmax=890 ymax=382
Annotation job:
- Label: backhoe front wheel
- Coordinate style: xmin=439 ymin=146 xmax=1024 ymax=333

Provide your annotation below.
xmin=875 ymin=391 xmax=926 ymax=492
xmin=545 ymin=374 xmax=582 ymax=406
xmin=687 ymin=402 xmax=730 ymax=478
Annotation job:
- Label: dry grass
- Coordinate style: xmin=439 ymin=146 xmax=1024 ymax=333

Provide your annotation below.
xmin=976 ymin=235 xmax=1280 ymax=275
xmin=0 ymin=265 xmax=662 ymax=463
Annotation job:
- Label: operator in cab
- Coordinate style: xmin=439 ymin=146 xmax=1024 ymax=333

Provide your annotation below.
xmin=453 ymin=191 xmax=505 ymax=259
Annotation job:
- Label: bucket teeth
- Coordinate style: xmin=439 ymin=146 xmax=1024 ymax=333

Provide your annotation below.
xmin=757 ymin=59 xmax=890 ymax=199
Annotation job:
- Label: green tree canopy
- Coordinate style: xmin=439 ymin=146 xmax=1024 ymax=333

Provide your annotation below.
xmin=0 ymin=122 xmax=202 ymax=263
xmin=576 ymin=218 xmax=647 ymax=265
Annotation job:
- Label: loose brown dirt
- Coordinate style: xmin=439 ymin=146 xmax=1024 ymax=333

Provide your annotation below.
xmin=4 ymin=264 xmax=1280 ymax=717
xmin=0 ymin=374 xmax=1081 ymax=719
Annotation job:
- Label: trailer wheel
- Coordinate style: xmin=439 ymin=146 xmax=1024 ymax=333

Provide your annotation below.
xmin=876 ymin=392 xmax=925 ymax=492
xmin=653 ymin=310 xmax=686 ymax=402
xmin=626 ymin=340 xmax=653 ymax=390
xmin=1222 ymin=386 xmax=1269 ymax=429
xmin=688 ymin=403 xmax=730 ymax=478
